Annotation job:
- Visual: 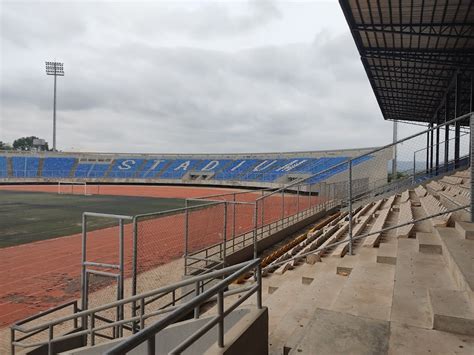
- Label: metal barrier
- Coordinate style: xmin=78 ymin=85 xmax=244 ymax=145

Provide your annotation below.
xmin=10 ymin=259 xmax=262 ymax=355
xmin=262 ymin=204 xmax=470 ymax=273
xmin=105 ymin=258 xmax=262 ymax=355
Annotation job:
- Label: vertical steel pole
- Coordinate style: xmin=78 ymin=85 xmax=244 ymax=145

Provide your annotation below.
xmin=218 ymin=291 xmax=224 ymax=347
xmin=184 ymin=200 xmax=189 ymax=275
xmin=455 ymin=73 xmax=461 ymax=169
xmin=426 ymin=125 xmax=430 ymax=173
xmin=436 ymin=118 xmax=440 ymax=175
xmin=413 ymin=151 xmax=416 ymax=183
xmin=256 ymin=263 xmax=262 ymax=309
xmin=118 ymin=219 xmax=124 ymax=336
xmin=281 ymin=189 xmax=285 ymax=223
xmin=253 ymin=201 xmax=258 ymax=259
xmin=470 ymin=113 xmax=474 ymax=222
xmin=53 ymin=68 xmax=57 ymax=151
xmin=131 ymin=217 xmax=138 ymax=332
xmin=392 ymin=120 xmax=397 ymax=179
xmin=445 ymin=95 xmax=450 ymax=171
xmin=232 ymin=194 xmax=236 ymax=240
xmin=223 ymin=203 xmax=227 ymax=267
xmin=297 ymin=184 xmax=300 ymax=215
xmin=430 ymin=123 xmax=434 ymax=174
xmin=81 ymin=214 xmax=87 ymax=311
xmin=348 ymin=160 xmax=353 ymax=255
xmin=147 ymin=337 xmax=156 ymax=355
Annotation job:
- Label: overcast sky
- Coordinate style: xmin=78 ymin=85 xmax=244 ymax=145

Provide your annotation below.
xmin=0 ymin=0 xmax=422 ymax=154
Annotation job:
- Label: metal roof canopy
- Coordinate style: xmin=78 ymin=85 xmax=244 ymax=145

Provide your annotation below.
xmin=340 ymin=0 xmax=474 ymax=125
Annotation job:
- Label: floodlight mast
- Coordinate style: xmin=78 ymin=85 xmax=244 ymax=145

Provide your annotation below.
xmin=45 ymin=61 xmax=64 ymax=151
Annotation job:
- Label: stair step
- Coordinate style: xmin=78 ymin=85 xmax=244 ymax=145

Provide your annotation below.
xmin=417 ymin=232 xmax=442 ymax=254
xmin=455 ymin=221 xmax=474 ymax=240
xmin=428 ymin=288 xmax=474 ymax=336
xmin=435 ymin=227 xmax=474 ymax=292
xmin=287 ymin=308 xmax=390 ymax=355
xmin=377 ymin=243 xmax=397 ymax=265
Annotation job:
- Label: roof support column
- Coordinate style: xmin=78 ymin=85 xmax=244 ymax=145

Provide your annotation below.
xmin=445 ymin=93 xmax=450 ymax=172
xmin=454 ymin=73 xmax=461 ymax=169
xmin=430 ymin=122 xmax=434 ymax=174
xmin=426 ymin=123 xmax=430 ymax=174
xmin=435 ymin=111 xmax=440 ymax=175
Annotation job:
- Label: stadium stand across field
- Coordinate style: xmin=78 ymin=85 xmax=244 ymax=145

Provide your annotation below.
xmin=0 ymin=147 xmax=391 ymax=190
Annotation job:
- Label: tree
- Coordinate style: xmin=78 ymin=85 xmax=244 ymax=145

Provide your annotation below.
xmin=12 ymin=136 xmax=49 ymax=151
xmin=0 ymin=141 xmax=12 ymax=150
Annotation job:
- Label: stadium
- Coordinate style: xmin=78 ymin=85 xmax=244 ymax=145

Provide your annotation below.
xmin=0 ymin=1 xmax=473 ymax=354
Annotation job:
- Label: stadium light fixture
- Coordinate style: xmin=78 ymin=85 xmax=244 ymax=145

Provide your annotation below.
xmin=45 ymin=61 xmax=65 ymax=151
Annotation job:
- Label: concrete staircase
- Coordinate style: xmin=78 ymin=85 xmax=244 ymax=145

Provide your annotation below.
xmin=236 ymin=179 xmax=474 ymax=354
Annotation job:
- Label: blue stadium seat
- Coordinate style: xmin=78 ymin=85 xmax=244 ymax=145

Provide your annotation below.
xmin=42 ymin=157 xmax=76 ymax=178
xmin=213 ymin=159 xmax=260 ymax=180
xmin=159 ymin=159 xmax=202 ymax=179
xmin=74 ymin=163 xmax=109 ymax=178
xmin=239 ymin=158 xmax=318 ymax=182
xmin=136 ymin=159 xmax=169 ymax=178
xmin=108 ymin=158 xmax=145 ymax=178
xmin=193 ymin=159 xmax=234 ymax=173
xmin=11 ymin=157 xmax=40 ymax=178
xmin=0 ymin=157 xmax=7 ymax=178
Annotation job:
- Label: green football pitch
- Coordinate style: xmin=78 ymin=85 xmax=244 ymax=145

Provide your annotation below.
xmin=0 ymin=190 xmax=203 ymax=248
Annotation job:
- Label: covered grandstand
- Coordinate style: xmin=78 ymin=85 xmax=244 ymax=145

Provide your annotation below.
xmin=3 ymin=1 xmax=474 ymax=354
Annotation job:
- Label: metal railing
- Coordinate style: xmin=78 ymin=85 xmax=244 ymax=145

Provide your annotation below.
xmin=262 ymin=204 xmax=470 ymax=273
xmin=106 ymin=258 xmax=262 ymax=355
xmin=11 ymin=259 xmax=262 ymax=355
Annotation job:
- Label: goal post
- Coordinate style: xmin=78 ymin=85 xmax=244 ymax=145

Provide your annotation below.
xmin=57 ymin=181 xmax=89 ymax=195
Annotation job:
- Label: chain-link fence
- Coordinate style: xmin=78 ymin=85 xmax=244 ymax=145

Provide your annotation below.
xmin=76 ymin=113 xmax=473 ymax=324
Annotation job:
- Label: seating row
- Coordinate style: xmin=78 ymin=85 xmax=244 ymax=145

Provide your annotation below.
xmin=1 ymin=155 xmax=373 ymax=183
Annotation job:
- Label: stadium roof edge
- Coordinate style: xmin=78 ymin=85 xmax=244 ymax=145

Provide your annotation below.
xmin=0 ymin=146 xmax=382 ymax=159
xmin=339 ymin=0 xmax=474 ymax=125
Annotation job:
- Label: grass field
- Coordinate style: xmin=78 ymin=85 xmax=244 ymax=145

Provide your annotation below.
xmin=0 ymin=190 xmax=203 ymax=248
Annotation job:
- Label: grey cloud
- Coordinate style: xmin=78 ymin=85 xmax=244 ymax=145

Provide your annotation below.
xmin=1 ymin=1 xmax=392 ymax=154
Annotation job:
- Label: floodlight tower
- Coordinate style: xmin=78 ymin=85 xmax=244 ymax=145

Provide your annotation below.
xmin=45 ymin=61 xmax=64 ymax=151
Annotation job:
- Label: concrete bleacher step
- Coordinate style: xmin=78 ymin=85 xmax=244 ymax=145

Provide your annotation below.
xmin=376 ymin=243 xmax=397 ymax=265
xmin=287 ymin=308 xmax=390 ymax=355
xmin=435 ymin=227 xmax=474 ymax=293
xmin=266 ymin=259 xmax=348 ymax=354
xmin=390 ymin=238 xmax=459 ymax=329
xmin=454 ymin=221 xmax=474 ymax=240
xmin=417 ymin=232 xmax=442 ymax=254
xmin=428 ymin=288 xmax=474 ymax=336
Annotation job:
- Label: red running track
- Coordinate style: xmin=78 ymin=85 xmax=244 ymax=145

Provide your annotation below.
xmin=0 ymin=184 xmax=318 ymax=327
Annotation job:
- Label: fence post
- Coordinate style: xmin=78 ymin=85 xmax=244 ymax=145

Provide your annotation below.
xmin=116 ymin=219 xmax=124 ymax=337
xmin=253 ymin=201 xmax=258 ymax=259
xmin=223 ymin=203 xmax=227 ymax=267
xmin=184 ymin=200 xmax=189 ymax=275
xmin=131 ymin=217 xmax=138 ymax=332
xmin=281 ymin=189 xmax=285 ymax=223
xmin=413 ymin=151 xmax=416 ymax=184
xmin=348 ymin=160 xmax=353 ymax=255
xmin=309 ymin=184 xmax=312 ymax=209
xmin=297 ymin=184 xmax=300 ymax=215
xmin=470 ymin=113 xmax=474 ymax=222
xmin=81 ymin=214 xmax=88 ymax=312
xmin=232 ymin=194 xmax=236 ymax=240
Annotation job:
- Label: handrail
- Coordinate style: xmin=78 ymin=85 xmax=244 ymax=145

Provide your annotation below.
xmin=263 ymin=204 xmax=469 ymax=271
xmin=105 ymin=258 xmax=262 ymax=355
xmin=12 ymin=259 xmax=258 ymax=334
